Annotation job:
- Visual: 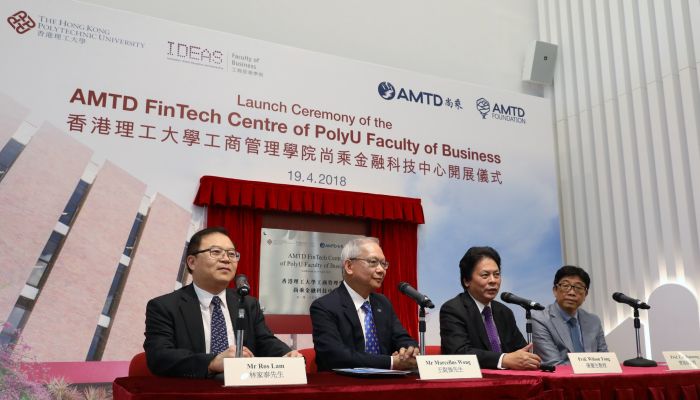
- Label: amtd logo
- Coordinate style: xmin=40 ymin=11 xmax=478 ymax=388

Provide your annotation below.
xmin=475 ymin=96 xmax=527 ymax=124
xmin=377 ymin=81 xmax=443 ymax=106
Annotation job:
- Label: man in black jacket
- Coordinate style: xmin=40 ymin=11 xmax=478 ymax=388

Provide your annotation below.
xmin=144 ymin=227 xmax=300 ymax=378
xmin=310 ymin=237 xmax=418 ymax=371
xmin=440 ymin=246 xmax=541 ymax=370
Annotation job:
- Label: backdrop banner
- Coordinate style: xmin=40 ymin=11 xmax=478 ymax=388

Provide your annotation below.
xmin=0 ymin=0 xmax=560 ymax=376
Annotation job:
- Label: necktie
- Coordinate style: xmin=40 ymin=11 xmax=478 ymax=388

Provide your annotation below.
xmin=362 ymin=301 xmax=380 ymax=355
xmin=482 ymin=306 xmax=502 ymax=353
xmin=210 ymin=296 xmax=229 ymax=354
xmin=568 ymin=317 xmax=584 ymax=352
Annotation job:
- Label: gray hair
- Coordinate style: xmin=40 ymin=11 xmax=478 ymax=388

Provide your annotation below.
xmin=340 ymin=237 xmax=380 ymax=263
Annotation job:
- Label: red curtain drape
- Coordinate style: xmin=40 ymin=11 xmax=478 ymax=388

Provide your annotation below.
xmin=194 ymin=176 xmax=424 ymax=339
xmin=370 ymin=220 xmax=419 ymax=338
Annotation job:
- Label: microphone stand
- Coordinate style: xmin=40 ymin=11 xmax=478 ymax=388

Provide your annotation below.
xmin=418 ymin=306 xmax=426 ymax=355
xmin=235 ymin=291 xmax=248 ymax=358
xmin=623 ymin=307 xmax=656 ymax=367
xmin=525 ymin=308 xmax=533 ymax=348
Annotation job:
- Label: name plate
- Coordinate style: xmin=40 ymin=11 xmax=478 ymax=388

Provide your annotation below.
xmin=663 ymin=351 xmax=700 ymax=370
xmin=568 ymin=352 xmax=622 ymax=374
xmin=417 ymin=355 xmax=482 ymax=380
xmin=224 ymin=357 xmax=307 ymax=386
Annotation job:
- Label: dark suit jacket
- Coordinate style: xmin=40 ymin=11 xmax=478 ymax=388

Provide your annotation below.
xmin=310 ymin=283 xmax=418 ymax=371
xmin=440 ymin=291 xmax=527 ymax=369
xmin=143 ymin=284 xmax=291 ymax=378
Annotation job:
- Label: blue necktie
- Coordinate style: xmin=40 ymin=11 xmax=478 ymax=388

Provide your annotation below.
xmin=210 ymin=296 xmax=229 ymax=354
xmin=482 ymin=306 xmax=502 ymax=353
xmin=568 ymin=317 xmax=584 ymax=352
xmin=362 ymin=301 xmax=380 ymax=355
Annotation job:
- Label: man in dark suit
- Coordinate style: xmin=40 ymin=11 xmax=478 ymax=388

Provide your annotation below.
xmin=532 ymin=265 xmax=607 ymax=365
xmin=440 ymin=246 xmax=541 ymax=370
xmin=144 ymin=227 xmax=300 ymax=378
xmin=310 ymin=237 xmax=418 ymax=371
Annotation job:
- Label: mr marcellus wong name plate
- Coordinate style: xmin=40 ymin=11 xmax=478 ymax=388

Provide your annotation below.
xmin=417 ymin=355 xmax=482 ymax=380
xmin=568 ymin=352 xmax=622 ymax=374
xmin=224 ymin=357 xmax=307 ymax=386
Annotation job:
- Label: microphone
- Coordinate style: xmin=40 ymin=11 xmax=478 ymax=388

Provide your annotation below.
xmin=612 ymin=292 xmax=650 ymax=309
xmin=540 ymin=363 xmax=556 ymax=372
xmin=500 ymin=292 xmax=545 ymax=311
xmin=235 ymin=274 xmax=250 ymax=297
xmin=398 ymin=282 xmax=435 ymax=309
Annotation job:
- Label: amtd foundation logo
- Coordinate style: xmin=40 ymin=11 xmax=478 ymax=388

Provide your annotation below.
xmin=7 ymin=11 xmax=35 ymax=34
xmin=475 ymin=96 xmax=527 ymax=124
xmin=377 ymin=81 xmax=443 ymax=106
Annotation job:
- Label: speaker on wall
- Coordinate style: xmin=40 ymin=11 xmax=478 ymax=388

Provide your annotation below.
xmin=522 ymin=40 xmax=558 ymax=85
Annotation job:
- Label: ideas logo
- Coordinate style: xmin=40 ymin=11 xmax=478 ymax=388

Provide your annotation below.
xmin=166 ymin=41 xmax=224 ymax=69
xmin=377 ymin=81 xmax=443 ymax=107
xmin=474 ymin=96 xmax=527 ymax=124
xmin=7 ymin=11 xmax=35 ymax=34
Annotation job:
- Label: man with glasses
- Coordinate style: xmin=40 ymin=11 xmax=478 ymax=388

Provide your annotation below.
xmin=440 ymin=246 xmax=542 ymax=370
xmin=310 ymin=237 xmax=419 ymax=371
xmin=144 ymin=227 xmax=300 ymax=378
xmin=531 ymin=265 xmax=607 ymax=365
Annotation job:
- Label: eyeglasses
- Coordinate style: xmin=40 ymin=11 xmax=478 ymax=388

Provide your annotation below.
xmin=190 ymin=246 xmax=240 ymax=261
xmin=556 ymin=283 xmax=587 ymax=294
xmin=350 ymin=257 xmax=389 ymax=269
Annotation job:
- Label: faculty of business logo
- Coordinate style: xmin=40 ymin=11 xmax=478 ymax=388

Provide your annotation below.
xmin=377 ymin=81 xmax=444 ymax=107
xmin=475 ymin=96 xmax=527 ymax=124
xmin=7 ymin=11 xmax=35 ymax=34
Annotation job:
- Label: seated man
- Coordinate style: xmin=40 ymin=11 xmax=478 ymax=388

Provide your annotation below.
xmin=310 ymin=237 xmax=419 ymax=371
xmin=531 ymin=265 xmax=607 ymax=365
xmin=144 ymin=227 xmax=300 ymax=378
xmin=440 ymin=246 xmax=541 ymax=370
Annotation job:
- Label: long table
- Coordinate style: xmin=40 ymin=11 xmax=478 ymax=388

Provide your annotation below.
xmin=113 ymin=372 xmax=544 ymax=400
xmin=113 ymin=366 xmax=700 ymax=400
xmin=485 ymin=365 xmax=700 ymax=400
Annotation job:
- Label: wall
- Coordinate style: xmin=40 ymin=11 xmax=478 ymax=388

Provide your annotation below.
xmin=538 ymin=0 xmax=700 ymax=358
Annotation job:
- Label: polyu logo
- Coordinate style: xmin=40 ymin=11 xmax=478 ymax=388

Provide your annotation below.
xmin=475 ymin=96 xmax=527 ymax=124
xmin=7 ymin=11 xmax=35 ymax=34
xmin=377 ymin=81 xmax=443 ymax=106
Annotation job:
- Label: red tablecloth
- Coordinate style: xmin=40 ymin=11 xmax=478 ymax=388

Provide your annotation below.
xmin=114 ymin=366 xmax=700 ymax=400
xmin=484 ymin=365 xmax=700 ymax=400
xmin=113 ymin=372 xmax=544 ymax=400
